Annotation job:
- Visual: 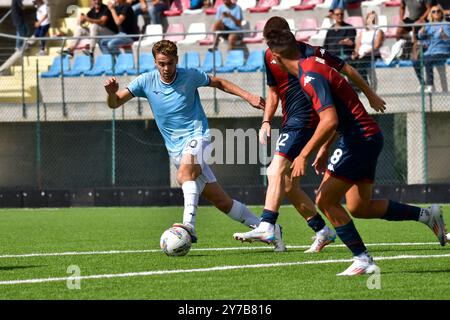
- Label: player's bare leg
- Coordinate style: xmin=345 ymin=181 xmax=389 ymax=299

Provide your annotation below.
xmin=201 ymin=182 xmax=286 ymax=251
xmin=345 ymin=183 xmax=447 ymax=246
xmin=285 ymin=175 xmax=336 ymax=253
xmin=172 ymin=153 xmax=203 ymax=243
xmin=316 ymin=173 xmax=377 ymax=275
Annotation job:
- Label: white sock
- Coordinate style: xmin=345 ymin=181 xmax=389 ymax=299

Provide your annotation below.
xmin=227 ymin=200 xmax=260 ymax=228
xmin=182 ymin=181 xmax=201 ymax=228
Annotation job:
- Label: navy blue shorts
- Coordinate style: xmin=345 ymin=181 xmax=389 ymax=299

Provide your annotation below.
xmin=326 ymin=132 xmax=384 ymax=183
xmin=275 ymin=128 xmax=315 ymax=162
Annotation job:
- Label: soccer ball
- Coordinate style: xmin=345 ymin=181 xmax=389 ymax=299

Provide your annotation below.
xmin=447 ymin=233 xmax=450 ymax=243
xmin=160 ymin=226 xmax=192 ymax=256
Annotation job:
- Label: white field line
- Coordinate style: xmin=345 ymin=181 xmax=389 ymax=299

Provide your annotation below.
xmin=0 ymin=242 xmax=441 ymax=259
xmin=0 ymin=253 xmax=450 ymax=285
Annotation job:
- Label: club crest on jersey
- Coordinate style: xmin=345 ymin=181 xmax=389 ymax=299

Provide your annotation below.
xmin=304 ymin=75 xmax=315 ymax=86
xmin=270 ymin=59 xmax=277 ymax=64
xmin=320 ymin=48 xmax=326 ymax=56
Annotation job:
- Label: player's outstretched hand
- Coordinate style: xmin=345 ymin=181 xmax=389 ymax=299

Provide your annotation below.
xmin=104 ymin=77 xmax=119 ymax=95
xmin=312 ymin=148 xmax=328 ymax=175
xmin=368 ymin=93 xmax=386 ymax=113
xmin=290 ymin=155 xmax=307 ymax=178
xmin=259 ymin=122 xmax=271 ymax=145
xmin=248 ymin=95 xmax=265 ymax=110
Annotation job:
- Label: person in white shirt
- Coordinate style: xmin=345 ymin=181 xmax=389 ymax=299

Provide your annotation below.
xmin=33 ymin=0 xmax=51 ymax=55
xmin=351 ymin=11 xmax=384 ymax=90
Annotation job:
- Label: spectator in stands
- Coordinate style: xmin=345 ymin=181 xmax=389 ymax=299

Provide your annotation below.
xmin=12 ymin=0 xmax=28 ymax=51
xmin=61 ymin=0 xmax=118 ymax=58
xmin=323 ymin=8 xmax=357 ymax=60
xmin=329 ymin=0 xmax=362 ymax=17
xmin=397 ymin=0 xmax=433 ymax=41
xmin=99 ymin=0 xmax=139 ymax=56
xmin=436 ymin=0 xmax=450 ymax=21
xmin=350 ymin=11 xmax=384 ymax=89
xmin=129 ymin=0 xmax=170 ymax=25
xmin=413 ymin=4 xmax=450 ymax=93
xmin=33 ymin=0 xmax=51 ymax=56
xmin=210 ymin=0 xmax=243 ymax=51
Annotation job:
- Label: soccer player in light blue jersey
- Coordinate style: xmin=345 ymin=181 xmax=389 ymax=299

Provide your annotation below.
xmin=104 ymin=40 xmax=286 ymax=251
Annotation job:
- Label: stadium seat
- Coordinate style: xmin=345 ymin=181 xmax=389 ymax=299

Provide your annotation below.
xmin=41 ymin=55 xmax=70 ymax=78
xmin=164 ymin=24 xmax=186 ymax=42
xmin=374 ymin=59 xmax=398 ymax=68
xmin=361 ymin=0 xmax=385 ymax=7
xmin=308 ymin=17 xmax=333 ymax=46
xmin=179 ymin=52 xmax=201 ymax=68
xmin=242 ymin=20 xmax=266 ymax=44
xmin=295 ymin=18 xmax=318 ymax=42
xmin=134 ymin=24 xmax=164 ymax=48
xmin=127 ymin=53 xmax=156 ymax=75
xmin=447 ymin=58 xmax=450 ymax=65
xmin=236 ymin=0 xmax=257 ymax=11
xmin=62 ymin=55 xmax=92 ymax=77
xmin=216 ymin=50 xmax=245 ymax=73
xmin=200 ymin=50 xmax=223 ymax=73
xmin=385 ymin=15 xmax=400 ymax=38
xmin=106 ymin=53 xmax=134 ymax=76
xmin=293 ymin=0 xmax=323 ymax=11
xmin=384 ymin=0 xmax=401 ymax=6
xmin=272 ymin=0 xmax=301 ymax=11
xmin=316 ymin=0 xmax=333 ymax=9
xmin=205 ymin=0 xmax=223 ymax=15
xmin=248 ymin=0 xmax=280 ymax=13
xmin=198 ymin=34 xmax=214 ymax=46
xmin=237 ymin=49 xmax=264 ymax=72
xmin=346 ymin=16 xmax=364 ymax=28
xmin=377 ymin=14 xmax=388 ymax=33
xmin=83 ymin=54 xmax=113 ymax=76
xmin=398 ymin=60 xmax=413 ymax=67
xmin=163 ymin=0 xmax=184 ymax=16
xmin=178 ymin=23 xmax=207 ymax=45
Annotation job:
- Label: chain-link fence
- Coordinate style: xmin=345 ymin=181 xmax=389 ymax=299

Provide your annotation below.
xmin=0 ymin=20 xmax=449 ymax=190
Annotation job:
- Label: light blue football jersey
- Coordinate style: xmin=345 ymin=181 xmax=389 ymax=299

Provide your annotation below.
xmin=127 ymin=68 xmax=211 ymax=157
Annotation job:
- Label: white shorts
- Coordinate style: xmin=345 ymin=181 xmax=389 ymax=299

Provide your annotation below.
xmin=170 ymin=137 xmax=217 ymax=184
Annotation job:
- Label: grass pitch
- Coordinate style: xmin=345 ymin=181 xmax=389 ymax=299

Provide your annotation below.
xmin=0 ymin=205 xmax=449 ymax=300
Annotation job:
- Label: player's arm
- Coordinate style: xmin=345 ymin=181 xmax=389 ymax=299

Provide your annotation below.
xmin=259 ymin=86 xmax=279 ymax=144
xmin=311 ymin=45 xmax=386 ymax=113
xmin=340 ymin=63 xmax=386 ymax=113
xmin=291 ymin=108 xmax=338 ymax=178
xmin=312 ymin=131 xmax=337 ymax=175
xmin=105 ymin=77 xmax=134 ymax=109
xmin=208 ymin=76 xmax=265 ymax=110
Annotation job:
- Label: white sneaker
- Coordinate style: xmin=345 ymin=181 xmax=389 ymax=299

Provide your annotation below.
xmin=172 ymin=222 xmax=198 ymax=243
xmin=273 ymin=224 xmax=287 ymax=252
xmin=337 ymin=253 xmax=379 ymax=276
xmin=424 ymin=85 xmax=435 ymax=93
xmin=422 ymin=204 xmax=447 ymax=246
xmin=233 ymin=226 xmax=276 ymax=244
xmin=304 ymin=226 xmax=336 ymax=253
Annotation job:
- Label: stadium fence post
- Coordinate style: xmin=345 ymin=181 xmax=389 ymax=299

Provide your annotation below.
xmin=35 ymin=59 xmax=42 ymax=189
xmin=419 ymin=45 xmax=428 ymax=183
xmin=111 ymin=108 xmax=116 ymax=186
xmin=21 ymin=44 xmax=26 ymax=118
xmin=60 ymin=39 xmax=67 ymax=117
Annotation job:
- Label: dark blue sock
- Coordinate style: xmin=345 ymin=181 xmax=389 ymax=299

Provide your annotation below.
xmin=335 ymin=220 xmax=367 ymax=257
xmin=307 ymin=214 xmax=326 ymax=232
xmin=260 ymin=209 xmax=279 ymax=225
xmin=382 ymin=200 xmax=421 ymax=221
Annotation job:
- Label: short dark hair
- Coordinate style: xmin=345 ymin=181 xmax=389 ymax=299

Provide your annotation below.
xmin=265 ymin=29 xmax=298 ymax=59
xmin=152 ymin=40 xmax=178 ymax=58
xmin=263 ymin=16 xmax=290 ymax=39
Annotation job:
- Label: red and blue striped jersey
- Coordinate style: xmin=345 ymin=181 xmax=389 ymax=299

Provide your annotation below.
xmin=265 ymin=42 xmax=344 ymax=130
xmin=298 ymin=57 xmax=380 ymax=140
